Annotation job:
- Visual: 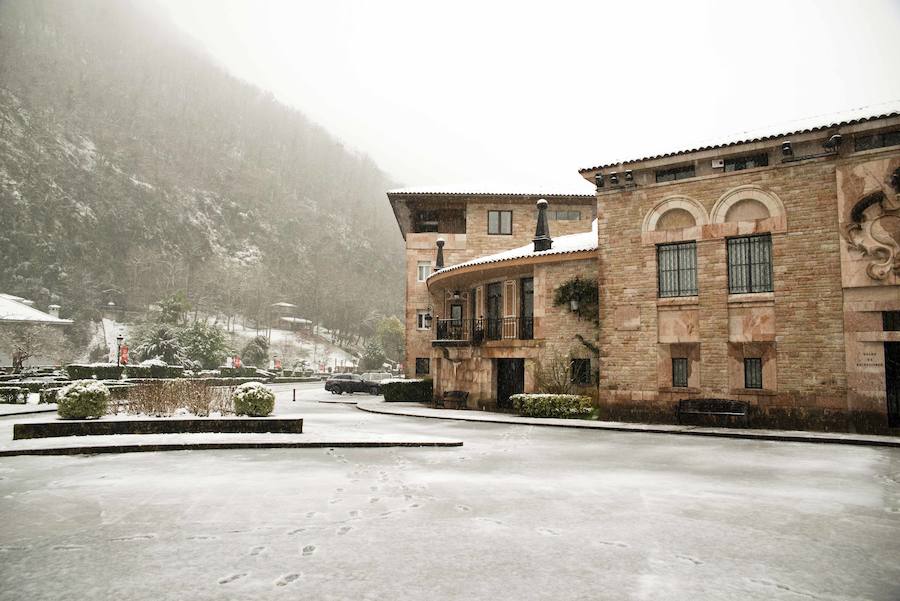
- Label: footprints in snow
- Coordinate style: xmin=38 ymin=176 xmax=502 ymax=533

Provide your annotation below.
xmin=302 ymin=544 xmax=316 ymax=556
xmin=455 ymin=504 xmax=471 ymax=512
xmin=676 ymin=554 xmax=703 ymax=566
xmin=249 ymin=546 xmax=266 ymax=556
xmin=110 ymin=534 xmax=155 ymax=542
xmin=275 ymin=573 xmax=300 ymax=587
xmin=218 ymin=573 xmax=246 ymax=585
xmin=337 ymin=526 xmax=352 ymax=535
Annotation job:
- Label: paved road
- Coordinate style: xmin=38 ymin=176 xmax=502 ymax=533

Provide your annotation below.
xmin=1 ymin=382 xmax=899 ymax=601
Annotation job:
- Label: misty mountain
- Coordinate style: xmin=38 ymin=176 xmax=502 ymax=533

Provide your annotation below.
xmin=0 ymin=0 xmax=403 ymax=338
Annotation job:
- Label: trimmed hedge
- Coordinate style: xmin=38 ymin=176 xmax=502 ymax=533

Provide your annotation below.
xmin=0 ymin=387 xmax=25 ymax=404
xmin=510 ymin=394 xmax=593 ymax=419
xmin=125 ymin=364 xmax=185 ymax=379
xmin=56 ymin=380 xmax=110 ymax=419
xmin=232 ymin=382 xmax=275 ymax=417
xmin=381 ymin=379 xmax=433 ymax=402
xmin=217 ymin=366 xmax=259 ymax=378
xmin=65 ymin=364 xmax=124 ymax=381
xmin=125 ymin=377 xmax=265 ymax=387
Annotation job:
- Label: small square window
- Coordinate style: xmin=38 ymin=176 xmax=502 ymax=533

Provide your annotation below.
xmin=672 ymin=358 xmax=688 ymax=388
xmin=488 ymin=210 xmax=512 ymax=235
xmin=744 ymin=358 xmax=762 ymax=389
xmin=416 ymin=311 xmax=430 ymax=330
xmin=417 ymin=261 xmax=431 ymax=282
xmin=415 ymin=358 xmax=430 ymax=376
xmin=570 ymin=358 xmax=591 ymax=385
xmin=724 ymin=152 xmax=768 ymax=172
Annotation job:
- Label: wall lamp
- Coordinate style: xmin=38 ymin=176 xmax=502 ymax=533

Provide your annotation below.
xmin=594 ymin=173 xmax=604 ymax=189
xmin=781 ymin=141 xmax=793 ymax=157
xmin=624 ymin=170 xmax=633 ymax=182
xmin=609 ymin=172 xmax=619 ymax=185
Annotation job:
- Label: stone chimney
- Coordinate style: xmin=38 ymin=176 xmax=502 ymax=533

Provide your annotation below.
xmin=48 ymin=304 xmax=61 ymax=319
xmin=533 ymin=199 xmax=552 ymax=252
xmin=435 ymin=238 xmax=445 ymax=269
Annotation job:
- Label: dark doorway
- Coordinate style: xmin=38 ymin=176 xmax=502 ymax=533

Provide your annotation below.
xmin=886 ymin=342 xmax=900 ymax=427
xmin=496 ymin=358 xmax=524 ymax=409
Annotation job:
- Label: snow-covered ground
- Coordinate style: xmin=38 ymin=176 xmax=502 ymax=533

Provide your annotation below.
xmin=1 ymin=383 xmax=898 ymax=600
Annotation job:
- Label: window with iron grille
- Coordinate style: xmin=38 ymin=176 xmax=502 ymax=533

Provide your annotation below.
xmin=655 ymin=165 xmax=695 ymax=183
xmin=884 ymin=311 xmax=900 ymax=331
xmin=854 ymin=130 xmax=900 ymax=152
xmin=570 ymin=358 xmax=591 ymax=385
xmin=744 ymin=357 xmax=763 ymax=389
xmin=487 ymin=210 xmax=512 ymax=235
xmin=724 ymin=152 xmax=769 ymax=172
xmin=657 ymin=241 xmax=698 ymax=297
xmin=415 ymin=358 xmax=430 ymax=375
xmin=672 ymin=358 xmax=688 ymax=388
xmin=727 ymin=234 xmax=773 ymax=294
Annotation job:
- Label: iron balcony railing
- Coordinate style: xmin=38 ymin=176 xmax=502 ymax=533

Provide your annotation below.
xmin=435 ymin=317 xmax=534 ymax=344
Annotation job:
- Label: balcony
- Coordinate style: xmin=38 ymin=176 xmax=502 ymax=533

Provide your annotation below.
xmin=433 ymin=317 xmax=534 ymax=346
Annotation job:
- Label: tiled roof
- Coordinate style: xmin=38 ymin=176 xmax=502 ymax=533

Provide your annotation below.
xmin=578 ymin=103 xmax=900 ymax=173
xmin=428 ymin=220 xmax=598 ymax=279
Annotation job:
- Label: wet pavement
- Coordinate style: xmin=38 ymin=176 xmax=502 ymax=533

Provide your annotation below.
xmin=1 ymin=382 xmax=899 ymax=600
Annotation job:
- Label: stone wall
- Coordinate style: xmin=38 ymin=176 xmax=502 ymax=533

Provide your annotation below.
xmin=597 ymin=157 xmax=855 ymax=429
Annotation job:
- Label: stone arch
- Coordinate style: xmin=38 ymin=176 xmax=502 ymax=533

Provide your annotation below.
xmin=642 ymin=196 xmax=708 ymax=233
xmin=711 ymin=185 xmax=786 ymax=225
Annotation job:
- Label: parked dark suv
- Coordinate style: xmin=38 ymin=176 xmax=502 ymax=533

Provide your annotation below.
xmin=324 ymin=373 xmax=381 ymax=395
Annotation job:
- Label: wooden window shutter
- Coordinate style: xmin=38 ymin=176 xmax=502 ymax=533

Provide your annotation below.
xmin=503 ymin=280 xmax=517 ymax=338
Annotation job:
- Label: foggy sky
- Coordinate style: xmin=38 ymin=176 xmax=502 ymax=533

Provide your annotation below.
xmin=156 ymin=0 xmax=900 ymax=193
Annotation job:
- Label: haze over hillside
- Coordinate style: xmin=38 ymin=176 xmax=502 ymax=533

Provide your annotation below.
xmin=0 ymin=0 xmax=404 ymax=340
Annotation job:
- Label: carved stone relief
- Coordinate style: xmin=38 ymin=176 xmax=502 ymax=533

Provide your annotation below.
xmin=842 ymin=167 xmax=900 ymax=281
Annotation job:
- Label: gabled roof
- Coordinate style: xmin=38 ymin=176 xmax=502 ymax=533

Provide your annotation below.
xmin=0 ymin=294 xmax=72 ymax=325
xmin=578 ymin=103 xmax=900 ymax=173
xmin=428 ymin=220 xmax=598 ymax=279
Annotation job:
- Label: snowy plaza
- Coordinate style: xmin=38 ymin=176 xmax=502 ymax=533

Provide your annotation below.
xmin=1 ymin=382 xmax=899 ymax=601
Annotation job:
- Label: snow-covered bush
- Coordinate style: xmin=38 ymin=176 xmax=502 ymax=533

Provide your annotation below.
xmin=232 ymin=382 xmax=275 ymax=417
xmin=0 ymin=387 xmax=25 ymax=404
xmin=56 ymin=380 xmax=110 ymax=419
xmin=510 ymin=394 xmax=592 ymax=419
xmin=39 ymin=387 xmax=61 ymax=404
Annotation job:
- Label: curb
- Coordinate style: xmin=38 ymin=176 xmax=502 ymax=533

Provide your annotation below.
xmin=0 ymin=406 xmax=57 ymax=418
xmin=0 ymin=440 xmax=463 ymax=457
xmin=355 ymin=402 xmax=900 ymax=448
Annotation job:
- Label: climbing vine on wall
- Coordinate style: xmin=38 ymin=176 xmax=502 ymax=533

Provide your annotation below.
xmin=553 ymin=276 xmax=599 ymax=324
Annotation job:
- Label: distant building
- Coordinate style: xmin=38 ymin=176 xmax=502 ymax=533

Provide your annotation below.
xmin=0 ymin=294 xmax=73 ymax=367
xmin=389 ymin=108 xmax=900 ymax=433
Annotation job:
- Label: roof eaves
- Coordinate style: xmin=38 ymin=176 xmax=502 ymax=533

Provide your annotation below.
xmin=578 ymin=110 xmax=900 ymax=174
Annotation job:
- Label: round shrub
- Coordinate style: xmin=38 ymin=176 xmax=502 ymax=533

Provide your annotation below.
xmin=56 ymin=380 xmax=110 ymax=419
xmin=232 ymin=382 xmax=275 ymax=417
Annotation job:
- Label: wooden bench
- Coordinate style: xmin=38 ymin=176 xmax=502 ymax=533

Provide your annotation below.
xmin=676 ymin=398 xmax=750 ymax=427
xmin=436 ymin=390 xmax=469 ymax=410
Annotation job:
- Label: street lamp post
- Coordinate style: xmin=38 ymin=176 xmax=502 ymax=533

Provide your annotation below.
xmin=116 ymin=334 xmax=124 ymax=367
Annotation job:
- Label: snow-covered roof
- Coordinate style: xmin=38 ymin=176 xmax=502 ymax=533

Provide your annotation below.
xmin=579 ymin=102 xmax=900 ymax=172
xmin=0 ymin=294 xmax=73 ymax=325
xmin=280 ymin=316 xmax=312 ymax=325
xmin=387 ymin=182 xmax=595 ymax=198
xmin=428 ymin=220 xmax=598 ymax=279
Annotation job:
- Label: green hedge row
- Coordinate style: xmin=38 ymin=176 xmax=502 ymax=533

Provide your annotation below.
xmin=381 ymin=379 xmax=433 ymax=402
xmin=65 ymin=364 xmax=124 ymax=380
xmin=0 ymin=387 xmax=26 ymax=404
xmin=124 ymin=364 xmax=185 ymax=379
xmin=510 ymin=394 xmax=593 ymax=419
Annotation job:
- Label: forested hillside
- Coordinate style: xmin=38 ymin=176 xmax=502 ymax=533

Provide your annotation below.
xmin=0 ymin=0 xmax=404 ymax=341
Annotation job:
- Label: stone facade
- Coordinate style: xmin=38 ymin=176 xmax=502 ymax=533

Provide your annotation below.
xmin=583 ymin=114 xmax=900 ymax=433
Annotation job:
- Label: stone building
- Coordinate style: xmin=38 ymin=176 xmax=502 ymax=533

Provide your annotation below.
xmin=580 ymin=110 xmax=900 ymax=432
xmin=388 ymin=109 xmax=900 ymax=432
xmin=387 ymin=188 xmax=597 ymax=407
